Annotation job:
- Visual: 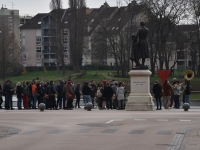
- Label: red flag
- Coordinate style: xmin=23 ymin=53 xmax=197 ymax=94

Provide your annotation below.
xmin=157 ymin=70 xmax=171 ymax=83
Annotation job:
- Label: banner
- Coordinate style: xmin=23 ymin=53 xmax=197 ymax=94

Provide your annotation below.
xmin=157 ymin=70 xmax=171 ymax=83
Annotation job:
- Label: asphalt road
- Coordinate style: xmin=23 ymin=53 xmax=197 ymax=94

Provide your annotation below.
xmin=0 ymin=108 xmax=200 ymax=150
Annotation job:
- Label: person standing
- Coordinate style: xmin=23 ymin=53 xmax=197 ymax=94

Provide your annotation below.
xmin=103 ymin=82 xmax=113 ymax=110
xmin=4 ymin=80 xmax=14 ymax=110
xmin=173 ymin=81 xmax=181 ymax=109
xmin=181 ymin=79 xmax=187 ymax=104
xmin=82 ymin=82 xmax=91 ymax=109
xmin=56 ymin=80 xmax=65 ymax=109
xmin=152 ymin=80 xmax=162 ymax=110
xmin=46 ymin=81 xmax=56 ymax=110
xmin=185 ymin=81 xmax=191 ymax=104
xmin=32 ymin=81 xmax=38 ymax=109
xmin=90 ymin=80 xmax=97 ymax=108
xmin=116 ymin=82 xmax=125 ymax=110
xmin=37 ymin=82 xmax=45 ymax=105
xmin=64 ymin=81 xmax=74 ymax=110
xmin=75 ymin=83 xmax=81 ymax=108
xmin=16 ymin=82 xmax=23 ymax=110
xmin=22 ymin=82 xmax=29 ymax=109
xmin=111 ymin=81 xmax=117 ymax=109
xmin=163 ymin=80 xmax=172 ymax=109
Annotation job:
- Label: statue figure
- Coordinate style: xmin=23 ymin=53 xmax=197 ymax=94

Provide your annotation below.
xmin=130 ymin=34 xmax=139 ymax=68
xmin=130 ymin=21 xmax=149 ymax=68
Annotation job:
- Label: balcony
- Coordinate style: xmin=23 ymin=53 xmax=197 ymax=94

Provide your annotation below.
xmin=42 ymin=24 xmax=50 ymax=29
xmin=42 ymin=32 xmax=50 ymax=36
xmin=42 ymin=41 xmax=51 ymax=46
xmin=43 ymin=59 xmax=57 ymax=63
xmin=43 ymin=49 xmax=55 ymax=54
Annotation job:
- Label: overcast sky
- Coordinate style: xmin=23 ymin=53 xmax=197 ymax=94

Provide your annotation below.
xmin=1 ymin=0 xmax=119 ymax=16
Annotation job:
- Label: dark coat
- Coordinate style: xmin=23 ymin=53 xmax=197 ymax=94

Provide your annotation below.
xmin=82 ymin=85 xmax=91 ymax=95
xmin=153 ymin=83 xmax=162 ymax=98
xmin=134 ymin=26 xmax=149 ymax=58
xmin=185 ymin=84 xmax=191 ymax=95
xmin=103 ymin=86 xmax=113 ymax=98
xmin=16 ymin=86 xmax=23 ymax=98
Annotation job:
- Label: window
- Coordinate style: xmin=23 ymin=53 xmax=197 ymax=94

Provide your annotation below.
xmin=38 ymin=22 xmax=41 ymax=24
xmin=118 ymin=18 xmax=121 ymax=21
xmin=112 ymin=27 xmax=115 ymax=30
xmin=63 ymin=38 xmax=68 ymax=43
xmin=91 ymin=19 xmax=94 ymax=22
xmin=36 ymin=47 xmax=41 ymax=52
xmin=64 ymin=21 xmax=68 ymax=24
xmin=36 ymin=54 xmax=42 ymax=59
xmin=63 ymin=46 xmax=68 ymax=52
xmin=36 ymin=38 xmax=41 ymax=44
xmin=9 ymin=25 xmax=13 ymax=31
xmin=64 ymin=55 xmax=68 ymax=58
xmin=8 ymin=17 xmax=12 ymax=23
xmin=22 ymin=54 xmax=26 ymax=59
xmin=63 ymin=29 xmax=68 ymax=35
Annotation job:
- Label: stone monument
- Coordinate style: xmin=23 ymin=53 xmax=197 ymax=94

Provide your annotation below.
xmin=126 ymin=21 xmax=154 ymax=111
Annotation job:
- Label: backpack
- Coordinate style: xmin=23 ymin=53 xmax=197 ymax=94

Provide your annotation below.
xmin=97 ymin=87 xmax=102 ymax=97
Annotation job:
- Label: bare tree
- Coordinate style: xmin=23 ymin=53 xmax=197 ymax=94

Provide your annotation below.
xmin=188 ymin=0 xmax=200 ymax=76
xmin=145 ymin=0 xmax=188 ymax=70
xmin=49 ymin=0 xmax=66 ymax=75
xmin=0 ymin=22 xmax=21 ymax=81
xmin=68 ymin=0 xmax=86 ymax=72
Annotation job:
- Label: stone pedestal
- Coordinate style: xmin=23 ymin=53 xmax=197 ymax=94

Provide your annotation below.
xmin=126 ymin=69 xmax=154 ymax=111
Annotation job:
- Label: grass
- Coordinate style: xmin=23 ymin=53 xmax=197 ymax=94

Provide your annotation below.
xmin=1 ymin=69 xmax=200 ymax=99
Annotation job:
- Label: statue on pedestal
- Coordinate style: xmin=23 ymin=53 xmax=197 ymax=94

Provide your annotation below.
xmin=130 ymin=21 xmax=149 ymax=69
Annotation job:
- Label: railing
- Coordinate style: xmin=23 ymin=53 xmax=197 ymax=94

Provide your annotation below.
xmin=42 ymin=41 xmax=51 ymax=45
xmin=42 ymin=33 xmax=50 ymax=36
xmin=43 ymin=50 xmax=55 ymax=53
xmin=43 ymin=59 xmax=57 ymax=63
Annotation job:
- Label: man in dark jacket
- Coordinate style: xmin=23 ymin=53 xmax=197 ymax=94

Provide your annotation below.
xmin=4 ymin=80 xmax=14 ymax=110
xmin=103 ymin=83 xmax=114 ymax=110
xmin=56 ymin=80 xmax=65 ymax=109
xmin=46 ymin=80 xmax=56 ymax=110
xmin=90 ymin=80 xmax=97 ymax=108
xmin=82 ymin=82 xmax=91 ymax=109
xmin=153 ymin=80 xmax=162 ymax=110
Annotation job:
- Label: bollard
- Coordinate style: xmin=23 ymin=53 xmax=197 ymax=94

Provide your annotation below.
xmin=182 ymin=103 xmax=190 ymax=111
xmin=86 ymin=102 xmax=93 ymax=111
xmin=38 ymin=103 xmax=46 ymax=111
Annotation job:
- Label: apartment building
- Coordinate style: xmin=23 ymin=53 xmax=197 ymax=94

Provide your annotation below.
xmin=0 ymin=5 xmax=20 ymax=46
xmin=20 ymin=9 xmax=70 ymax=67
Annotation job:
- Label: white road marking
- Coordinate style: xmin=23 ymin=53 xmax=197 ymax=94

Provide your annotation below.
xmin=114 ymin=119 xmax=124 ymax=121
xmin=106 ymin=120 xmax=114 ymax=124
xmin=180 ymin=120 xmax=191 ymax=122
xmin=134 ymin=119 xmax=146 ymax=121
xmin=156 ymin=119 xmax=168 ymax=121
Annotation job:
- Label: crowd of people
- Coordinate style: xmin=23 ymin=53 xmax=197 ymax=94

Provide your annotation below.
xmin=0 ymin=77 xmax=192 ymax=111
xmin=152 ymin=78 xmax=192 ymax=110
xmin=0 ymin=79 xmax=127 ymax=110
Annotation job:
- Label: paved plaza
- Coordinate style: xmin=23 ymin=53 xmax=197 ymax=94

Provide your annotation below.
xmin=0 ymin=107 xmax=200 ymax=150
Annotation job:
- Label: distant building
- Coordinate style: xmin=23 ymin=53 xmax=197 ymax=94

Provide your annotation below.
xmin=0 ymin=5 xmax=20 ymax=46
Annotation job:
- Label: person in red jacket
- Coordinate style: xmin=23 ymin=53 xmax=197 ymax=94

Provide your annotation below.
xmin=163 ymin=80 xmax=172 ymax=109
